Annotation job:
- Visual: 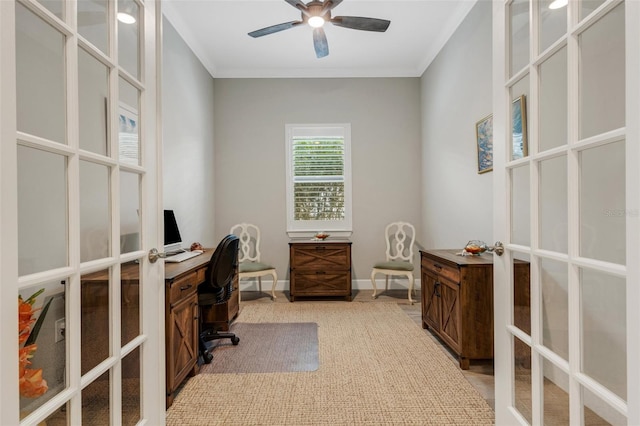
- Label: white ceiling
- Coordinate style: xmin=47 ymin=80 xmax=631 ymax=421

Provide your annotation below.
xmin=162 ymin=0 xmax=478 ymax=78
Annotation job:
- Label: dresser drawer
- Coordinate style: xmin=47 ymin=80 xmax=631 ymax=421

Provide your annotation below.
xmin=292 ymin=271 xmax=351 ymax=295
xmin=421 ymin=256 xmax=460 ymax=283
xmin=291 ymin=244 xmax=351 ymax=270
xmin=168 ymin=271 xmax=198 ymax=305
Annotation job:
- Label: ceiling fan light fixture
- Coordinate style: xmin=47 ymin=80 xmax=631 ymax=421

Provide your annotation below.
xmin=548 ymin=0 xmax=568 ymax=9
xmin=117 ymin=12 xmax=136 ymax=24
xmin=308 ymin=16 xmax=325 ymax=28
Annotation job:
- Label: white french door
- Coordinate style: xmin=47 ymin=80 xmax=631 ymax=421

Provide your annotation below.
xmin=493 ymin=0 xmax=640 ymax=425
xmin=0 ymin=0 xmax=165 ymax=424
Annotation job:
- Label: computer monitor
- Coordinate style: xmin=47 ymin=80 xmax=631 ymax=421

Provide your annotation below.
xmin=164 ymin=210 xmax=183 ymax=253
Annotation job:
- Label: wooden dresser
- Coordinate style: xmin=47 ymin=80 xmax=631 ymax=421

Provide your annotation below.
xmin=420 ymin=249 xmax=529 ymax=369
xmin=289 ymin=239 xmax=352 ymax=301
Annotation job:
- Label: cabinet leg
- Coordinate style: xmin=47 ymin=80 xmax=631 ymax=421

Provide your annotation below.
xmin=459 ymin=357 xmax=470 ymax=370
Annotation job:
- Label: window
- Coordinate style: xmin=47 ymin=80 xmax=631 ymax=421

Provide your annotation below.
xmin=285 ymin=124 xmax=352 ymax=237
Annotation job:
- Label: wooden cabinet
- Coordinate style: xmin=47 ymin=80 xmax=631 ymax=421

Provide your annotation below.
xmin=289 ymin=240 xmax=352 ymax=301
xmin=165 ymin=266 xmax=202 ymax=408
xmin=420 ymin=249 xmax=529 ymax=370
xmin=200 ymin=273 xmax=240 ymax=331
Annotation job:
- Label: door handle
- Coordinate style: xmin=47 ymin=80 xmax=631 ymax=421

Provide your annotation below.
xmin=148 ymin=248 xmax=168 ymax=263
xmin=492 ymin=241 xmax=504 ymax=256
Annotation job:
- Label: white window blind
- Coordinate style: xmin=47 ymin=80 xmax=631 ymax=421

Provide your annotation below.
xmin=286 ymin=124 xmax=352 ymax=236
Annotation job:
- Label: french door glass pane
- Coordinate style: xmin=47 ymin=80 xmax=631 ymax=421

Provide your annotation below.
xmin=36 ymin=0 xmax=63 ymax=20
xmin=121 ymin=262 xmax=140 ymax=346
xmin=542 ymin=358 xmax=569 ymax=425
xmin=122 ymin=348 xmax=141 ymax=425
xmin=579 ymin=3 xmax=625 ymax=140
xmin=579 ymin=141 xmax=625 ymax=264
xmin=541 ymin=258 xmax=568 ymax=360
xmin=511 ymin=165 xmax=530 ymax=246
xmin=79 ymin=48 xmax=109 ymax=156
xmin=120 ymin=172 xmax=141 ymax=253
xmin=18 ymin=281 xmax=67 ymax=413
xmin=539 ymin=0 xmax=566 ymax=53
xmin=509 ymin=0 xmax=530 ymax=77
xmin=118 ymin=0 xmax=140 ymax=79
xmin=582 ymin=385 xmax=625 ymax=425
xmin=539 ymin=47 xmax=567 ymax=152
xmin=540 ymin=156 xmax=567 ymax=253
xmin=580 ymin=268 xmax=626 ymax=400
xmin=80 ymin=161 xmax=110 ymax=262
xmin=514 ymin=336 xmax=532 ymax=423
xmin=81 ymin=269 xmax=110 ymax=375
xmin=16 ymin=3 xmax=66 ymax=144
xmin=513 ymin=253 xmax=531 ymax=334
xmin=118 ymin=78 xmax=141 ymax=165
xmin=78 ymin=0 xmax=109 ymax=55
xmin=17 ymin=146 xmax=67 ymax=276
xmin=581 ymin=0 xmax=606 ymax=21
xmin=82 ymin=371 xmax=110 ymax=424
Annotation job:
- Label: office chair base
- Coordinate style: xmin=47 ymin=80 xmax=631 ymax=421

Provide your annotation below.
xmin=199 ymin=330 xmax=240 ymax=364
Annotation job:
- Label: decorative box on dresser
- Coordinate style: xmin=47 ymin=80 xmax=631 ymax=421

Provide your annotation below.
xmin=289 ymin=239 xmax=352 ymax=301
xmin=420 ymin=249 xmax=529 ymax=370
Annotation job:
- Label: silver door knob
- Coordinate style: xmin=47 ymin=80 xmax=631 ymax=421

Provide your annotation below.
xmin=148 ymin=248 xmax=167 ymax=263
xmin=492 ymin=241 xmax=504 ymax=256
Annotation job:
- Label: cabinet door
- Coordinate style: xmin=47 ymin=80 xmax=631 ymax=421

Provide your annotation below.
xmin=421 ymin=271 xmax=440 ymax=331
xmin=168 ymin=292 xmax=198 ymax=392
xmin=439 ymin=278 xmax=461 ymax=352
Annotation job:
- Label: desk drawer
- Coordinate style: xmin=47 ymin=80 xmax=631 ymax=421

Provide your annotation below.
xmin=421 ymin=257 xmax=460 ymax=283
xmin=168 ymin=271 xmax=198 ymax=305
xmin=292 ymin=271 xmax=351 ymax=295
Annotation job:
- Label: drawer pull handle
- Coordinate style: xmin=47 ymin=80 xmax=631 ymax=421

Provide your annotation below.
xmin=315 ymin=246 xmax=326 ymax=250
xmin=433 ymin=263 xmax=442 ymax=270
xmin=435 ymin=281 xmax=441 ymax=297
xmin=316 ymin=271 xmax=326 ymax=274
xmin=180 ymin=284 xmax=193 ymax=291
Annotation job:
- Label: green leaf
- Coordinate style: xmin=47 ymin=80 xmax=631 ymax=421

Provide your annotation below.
xmin=24 ymin=296 xmax=53 ymax=346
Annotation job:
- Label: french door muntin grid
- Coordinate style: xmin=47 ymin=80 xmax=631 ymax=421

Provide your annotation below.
xmin=502 ymin=0 xmax=630 ymax=424
xmin=13 ymin=0 xmax=151 ymax=424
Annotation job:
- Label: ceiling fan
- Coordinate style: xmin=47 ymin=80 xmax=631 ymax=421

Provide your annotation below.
xmin=248 ymin=0 xmax=391 ymax=59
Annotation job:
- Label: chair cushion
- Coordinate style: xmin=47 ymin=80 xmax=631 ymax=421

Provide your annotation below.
xmin=373 ymin=261 xmax=414 ymax=271
xmin=239 ymin=261 xmax=274 ymax=273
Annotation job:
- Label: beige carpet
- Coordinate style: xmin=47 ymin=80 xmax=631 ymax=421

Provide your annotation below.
xmin=166 ymin=301 xmax=495 ymax=425
xmin=203 ymin=322 xmax=319 ymax=373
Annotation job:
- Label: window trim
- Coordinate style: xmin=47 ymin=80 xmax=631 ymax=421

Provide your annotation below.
xmin=285 ymin=123 xmax=352 ymax=238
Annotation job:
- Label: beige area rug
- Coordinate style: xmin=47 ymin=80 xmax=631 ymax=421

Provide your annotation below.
xmin=167 ymin=302 xmax=495 ymax=425
xmin=203 ymin=322 xmax=319 ymax=373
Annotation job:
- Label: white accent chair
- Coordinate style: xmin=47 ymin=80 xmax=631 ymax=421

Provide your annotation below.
xmin=370 ymin=221 xmax=417 ymax=304
xmin=230 ymin=223 xmax=278 ymax=301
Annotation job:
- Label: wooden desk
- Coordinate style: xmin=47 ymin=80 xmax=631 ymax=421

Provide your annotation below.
xmin=80 ymin=251 xmax=240 ymax=408
xmin=420 ymin=249 xmax=529 ymax=369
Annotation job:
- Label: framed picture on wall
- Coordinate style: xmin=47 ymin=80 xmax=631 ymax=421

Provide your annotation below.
xmin=511 ymin=95 xmax=528 ymax=160
xmin=475 ymin=113 xmax=493 ymax=174
xmin=118 ymin=102 xmax=139 ymax=165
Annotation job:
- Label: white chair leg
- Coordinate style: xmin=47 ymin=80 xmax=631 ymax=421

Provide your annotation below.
xmin=270 ymin=270 xmax=278 ymax=301
xmin=370 ymin=270 xmax=379 ymax=299
xmin=407 ymin=273 xmax=415 ymax=305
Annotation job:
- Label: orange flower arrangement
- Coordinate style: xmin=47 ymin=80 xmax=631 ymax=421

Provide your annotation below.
xmin=18 ymin=289 xmax=48 ymax=398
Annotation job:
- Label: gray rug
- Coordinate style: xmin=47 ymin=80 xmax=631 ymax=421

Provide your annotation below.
xmin=201 ymin=322 xmax=319 ymax=374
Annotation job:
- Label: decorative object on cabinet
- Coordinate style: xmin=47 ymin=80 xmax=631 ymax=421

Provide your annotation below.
xmin=475 ymin=113 xmax=493 ymax=173
xmin=420 ymin=249 xmax=529 ymax=369
xmin=289 ymin=239 xmax=352 ymax=302
xmin=370 ymin=221 xmax=417 ymax=303
xmin=230 ymin=223 xmax=278 ymax=301
xmin=511 ymin=94 xmax=528 ymax=160
xmin=198 ymin=235 xmax=241 ymax=365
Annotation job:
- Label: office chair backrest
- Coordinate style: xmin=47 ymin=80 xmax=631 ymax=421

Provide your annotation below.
xmin=204 ymin=234 xmax=240 ymax=304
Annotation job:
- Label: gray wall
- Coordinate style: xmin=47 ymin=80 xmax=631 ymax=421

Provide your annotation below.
xmin=213 ymin=78 xmax=422 ymax=284
xmin=162 ymin=18 xmax=217 ymax=248
xmin=420 ymin=0 xmax=493 ymax=249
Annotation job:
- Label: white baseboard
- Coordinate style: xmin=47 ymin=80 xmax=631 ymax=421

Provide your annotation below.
xmin=238 ymin=278 xmax=421 ymax=292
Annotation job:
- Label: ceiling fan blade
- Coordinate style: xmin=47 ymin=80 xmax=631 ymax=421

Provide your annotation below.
xmin=285 ymin=0 xmax=311 ymax=17
xmin=313 ymin=27 xmax=329 ymax=58
xmin=330 ymin=16 xmax=391 ymax=32
xmin=248 ymin=21 xmax=302 ymax=38
xmin=320 ymin=0 xmax=343 ymax=15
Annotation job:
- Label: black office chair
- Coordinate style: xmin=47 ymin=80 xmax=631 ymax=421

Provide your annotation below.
xmin=198 ymin=234 xmax=240 ymax=364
